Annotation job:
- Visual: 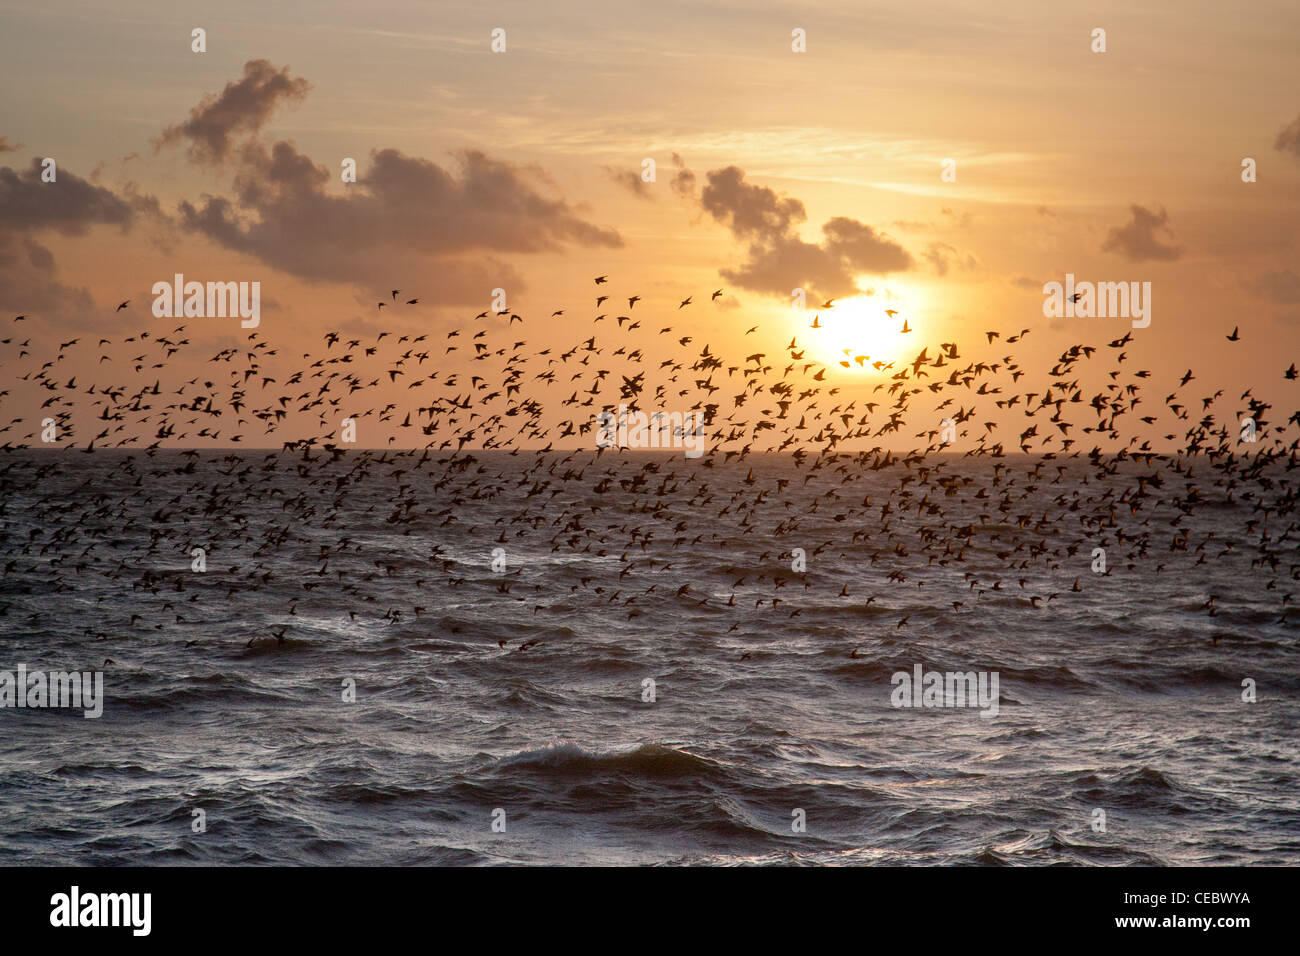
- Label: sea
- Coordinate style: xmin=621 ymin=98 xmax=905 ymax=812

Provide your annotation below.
xmin=0 ymin=449 xmax=1296 ymax=865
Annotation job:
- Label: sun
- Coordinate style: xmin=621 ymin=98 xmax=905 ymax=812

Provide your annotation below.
xmin=802 ymin=290 xmax=915 ymax=375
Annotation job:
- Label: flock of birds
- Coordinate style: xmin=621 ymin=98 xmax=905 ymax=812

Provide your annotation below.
xmin=1 ymin=276 xmax=1297 ymax=656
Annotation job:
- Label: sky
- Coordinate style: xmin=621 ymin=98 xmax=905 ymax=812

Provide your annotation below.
xmin=1 ymin=0 xmax=1297 ymax=449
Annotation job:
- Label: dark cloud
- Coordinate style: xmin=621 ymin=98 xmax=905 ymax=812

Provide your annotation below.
xmin=0 ymin=159 xmax=136 ymax=235
xmin=694 ymin=165 xmax=912 ymax=299
xmin=178 ymin=141 xmax=619 ymax=302
xmin=822 ymin=217 xmax=915 ymax=273
xmin=700 ymin=166 xmax=806 ymax=241
xmin=13 ymin=56 xmax=624 ymax=315
xmin=157 ymin=59 xmax=311 ymax=164
xmin=1101 ymin=204 xmax=1183 ymax=262
xmin=156 ymin=62 xmax=621 ymax=304
xmin=0 ymin=158 xmax=155 ymax=327
xmin=1274 ymin=112 xmax=1300 ymax=160
xmin=721 ymin=236 xmax=857 ymax=299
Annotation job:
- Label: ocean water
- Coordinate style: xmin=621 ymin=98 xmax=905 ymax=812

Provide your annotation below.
xmin=0 ymin=449 xmax=1296 ymax=865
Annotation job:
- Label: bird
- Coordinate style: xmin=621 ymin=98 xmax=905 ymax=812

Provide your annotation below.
xmin=115 ymin=301 xmax=129 ymax=312
xmin=1 ymin=264 xmax=1293 ymax=773
xmin=1227 ymin=327 xmax=1240 ymax=341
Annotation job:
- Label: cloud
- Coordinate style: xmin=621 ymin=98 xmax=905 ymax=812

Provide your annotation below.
xmin=178 ymin=142 xmax=620 ymax=302
xmin=0 ymin=159 xmax=137 ymax=235
xmin=10 ymin=57 xmax=622 ymax=316
xmin=669 ymin=153 xmax=696 ymax=200
xmin=1274 ymin=112 xmax=1300 ymax=161
xmin=0 ymin=137 xmax=23 ymax=153
xmin=0 ymin=158 xmax=155 ymax=327
xmin=157 ymin=59 xmax=311 ymax=164
xmin=1010 ymin=275 xmax=1040 ymax=290
xmin=1101 ymin=204 xmax=1183 ymax=262
xmin=721 ymin=235 xmax=855 ymax=299
xmin=163 ymin=63 xmax=620 ymax=304
xmin=700 ymin=166 xmax=807 ymax=242
xmin=823 ymin=217 xmax=915 ymax=273
xmin=605 ymin=166 xmax=653 ymax=200
xmin=693 ymin=165 xmax=912 ymax=299
xmin=0 ymin=232 xmax=97 ymax=326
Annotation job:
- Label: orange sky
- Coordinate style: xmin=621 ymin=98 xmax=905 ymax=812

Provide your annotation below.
xmin=1 ymin=0 xmax=1297 ymax=450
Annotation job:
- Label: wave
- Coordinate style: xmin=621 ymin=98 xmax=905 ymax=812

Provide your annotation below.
xmin=494 ymin=742 xmax=727 ymax=781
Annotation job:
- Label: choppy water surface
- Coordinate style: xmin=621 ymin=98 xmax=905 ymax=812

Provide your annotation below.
xmin=0 ymin=450 xmax=1296 ymax=864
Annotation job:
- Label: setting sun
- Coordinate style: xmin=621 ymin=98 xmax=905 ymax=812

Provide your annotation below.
xmin=804 ymin=289 xmax=917 ymax=374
